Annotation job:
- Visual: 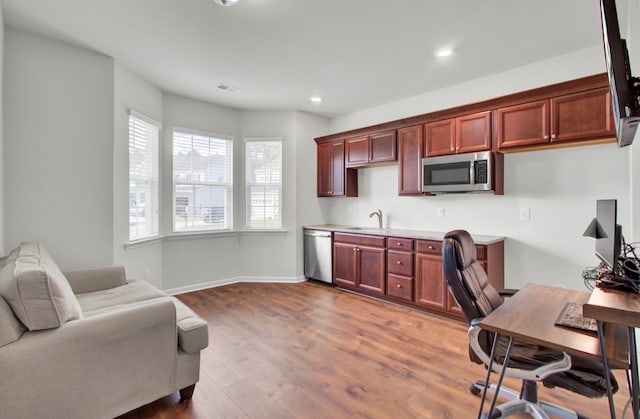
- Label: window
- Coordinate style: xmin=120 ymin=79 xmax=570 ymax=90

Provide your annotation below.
xmin=245 ymin=138 xmax=282 ymax=229
xmin=128 ymin=111 xmax=160 ymax=241
xmin=173 ymin=130 xmax=233 ymax=232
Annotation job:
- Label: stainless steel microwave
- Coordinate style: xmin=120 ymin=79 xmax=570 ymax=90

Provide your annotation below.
xmin=422 ymin=151 xmax=493 ymax=193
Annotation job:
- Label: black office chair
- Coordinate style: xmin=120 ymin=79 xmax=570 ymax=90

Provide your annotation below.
xmin=442 ymin=230 xmax=617 ymax=419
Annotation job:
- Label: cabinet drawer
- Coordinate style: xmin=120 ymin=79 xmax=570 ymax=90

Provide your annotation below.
xmin=387 ymin=251 xmax=413 ymax=276
xmin=416 ymin=240 xmax=441 ymax=254
xmin=387 ymin=237 xmax=413 ymax=251
xmin=387 ymin=274 xmax=413 ymax=302
xmin=334 ymin=233 xmax=386 ymax=248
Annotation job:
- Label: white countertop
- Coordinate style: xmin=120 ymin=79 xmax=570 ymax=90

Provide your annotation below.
xmin=304 ymin=224 xmax=505 ymax=245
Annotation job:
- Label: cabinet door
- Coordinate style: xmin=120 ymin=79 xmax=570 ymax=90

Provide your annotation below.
xmin=425 ymin=119 xmax=455 ymax=156
xmin=334 ymin=242 xmax=357 ymax=288
xmin=551 ymin=88 xmax=615 ymax=144
xmin=457 ymin=111 xmax=492 ymax=153
xmin=345 ymin=136 xmax=369 ymax=167
xmin=369 ymin=130 xmax=397 ymax=163
xmin=317 ymin=142 xmax=332 ymax=197
xmin=414 ymin=253 xmax=446 ymax=311
xmin=357 ymin=245 xmax=386 ymax=295
xmin=495 ymin=100 xmax=550 ymax=149
xmin=397 ymin=125 xmax=424 ymax=195
xmin=330 ymin=141 xmax=346 ymax=196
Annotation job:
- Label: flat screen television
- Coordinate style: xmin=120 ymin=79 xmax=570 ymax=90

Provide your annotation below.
xmin=595 ymin=199 xmax=622 ymax=274
xmin=600 ymin=0 xmax=640 ymax=147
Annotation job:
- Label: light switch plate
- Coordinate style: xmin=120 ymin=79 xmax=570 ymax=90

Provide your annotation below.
xmin=519 ymin=208 xmax=531 ymax=221
xmin=437 ymin=207 xmax=445 ymax=217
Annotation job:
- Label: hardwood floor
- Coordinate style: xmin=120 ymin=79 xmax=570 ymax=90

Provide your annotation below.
xmin=119 ymin=281 xmax=629 ymax=418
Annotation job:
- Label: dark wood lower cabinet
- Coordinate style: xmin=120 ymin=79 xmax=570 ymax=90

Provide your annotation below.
xmin=414 ymin=251 xmax=447 ymax=312
xmin=334 ymin=232 xmax=504 ymax=321
xmin=333 ymin=233 xmax=386 ymax=296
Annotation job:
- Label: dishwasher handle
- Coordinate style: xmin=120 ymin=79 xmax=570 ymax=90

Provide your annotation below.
xmin=304 ymin=230 xmax=332 ymax=238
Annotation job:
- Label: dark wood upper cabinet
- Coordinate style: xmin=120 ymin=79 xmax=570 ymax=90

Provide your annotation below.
xmin=345 ymin=135 xmax=369 ymax=167
xmin=345 ymin=130 xmax=397 ymax=167
xmin=397 ymin=125 xmax=424 ymax=195
xmin=369 ymin=131 xmax=397 ymax=163
xmin=317 ymin=140 xmax=357 ymax=197
xmin=551 ymin=88 xmax=615 ymax=144
xmin=496 ymin=87 xmax=615 ymax=150
xmin=456 ymin=111 xmax=492 ymax=153
xmin=426 ymin=111 xmax=491 ymax=157
xmin=425 ymin=119 xmax=455 ymax=157
xmin=494 ymin=100 xmax=550 ymax=149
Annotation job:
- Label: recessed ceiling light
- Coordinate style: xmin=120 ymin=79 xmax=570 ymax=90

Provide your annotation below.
xmin=213 ymin=0 xmax=238 ymax=6
xmin=434 ymin=48 xmax=453 ymax=58
xmin=310 ymin=96 xmax=323 ymax=103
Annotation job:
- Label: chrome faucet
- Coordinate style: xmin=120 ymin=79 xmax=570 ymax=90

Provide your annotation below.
xmin=369 ymin=209 xmax=383 ymax=229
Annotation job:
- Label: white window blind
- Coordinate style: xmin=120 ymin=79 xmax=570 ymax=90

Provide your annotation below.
xmin=245 ymin=139 xmax=282 ymax=229
xmin=128 ymin=112 xmax=160 ymax=240
xmin=173 ymin=130 xmax=233 ymax=232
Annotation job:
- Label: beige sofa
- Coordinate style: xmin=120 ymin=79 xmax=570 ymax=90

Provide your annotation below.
xmin=0 ymin=242 xmax=208 ymax=419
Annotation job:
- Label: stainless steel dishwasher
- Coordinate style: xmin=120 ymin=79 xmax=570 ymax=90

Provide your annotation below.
xmin=303 ymin=228 xmax=333 ymax=283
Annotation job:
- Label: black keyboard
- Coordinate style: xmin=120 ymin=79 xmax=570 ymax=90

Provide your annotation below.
xmin=554 ymin=302 xmax=598 ymax=333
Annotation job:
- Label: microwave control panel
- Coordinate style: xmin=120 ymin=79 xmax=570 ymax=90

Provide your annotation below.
xmin=475 ymin=160 xmax=488 ymax=184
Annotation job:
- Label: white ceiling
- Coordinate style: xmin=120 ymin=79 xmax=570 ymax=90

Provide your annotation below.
xmin=1 ymin=0 xmax=611 ymax=118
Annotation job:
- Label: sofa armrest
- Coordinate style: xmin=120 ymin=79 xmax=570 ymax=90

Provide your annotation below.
xmin=0 ymin=298 xmax=178 ymax=419
xmin=64 ymin=265 xmax=127 ymax=294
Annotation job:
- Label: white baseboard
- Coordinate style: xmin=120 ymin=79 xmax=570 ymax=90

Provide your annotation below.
xmin=163 ymin=275 xmax=307 ymax=295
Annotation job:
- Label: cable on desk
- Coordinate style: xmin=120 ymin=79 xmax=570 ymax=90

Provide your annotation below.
xmin=582 ymin=266 xmax=599 ymax=291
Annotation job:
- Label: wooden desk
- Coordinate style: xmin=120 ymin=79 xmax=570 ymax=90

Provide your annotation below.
xmin=481 ymin=284 xmax=628 ymax=368
xmin=585 ymin=286 xmax=640 ymax=419
xmin=585 ymin=286 xmax=640 ymax=328
xmin=479 ymin=284 xmax=629 ymax=418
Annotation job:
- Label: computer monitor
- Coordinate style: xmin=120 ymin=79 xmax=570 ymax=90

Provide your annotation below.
xmin=595 ymin=199 xmax=622 ymax=274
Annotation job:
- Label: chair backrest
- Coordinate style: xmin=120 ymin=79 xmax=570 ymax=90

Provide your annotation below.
xmin=442 ymin=230 xmax=503 ymax=323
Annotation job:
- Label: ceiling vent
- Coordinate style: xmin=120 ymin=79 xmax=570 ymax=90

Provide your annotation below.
xmin=217 ymin=83 xmax=241 ymax=92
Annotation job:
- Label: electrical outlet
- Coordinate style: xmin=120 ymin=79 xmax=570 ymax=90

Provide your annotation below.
xmin=519 ymin=208 xmax=531 ymax=221
xmin=437 ymin=207 xmax=445 ymax=217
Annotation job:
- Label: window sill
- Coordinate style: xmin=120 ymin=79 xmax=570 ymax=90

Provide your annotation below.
xmin=124 ymin=235 xmax=164 ymax=250
xmin=165 ymin=230 xmax=238 ymax=241
xmin=238 ymin=229 xmax=288 ymax=236
xmin=124 ymin=228 xmax=287 ymax=249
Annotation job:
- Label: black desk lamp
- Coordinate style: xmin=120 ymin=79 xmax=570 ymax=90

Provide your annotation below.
xmin=583 ymin=218 xmax=607 ymax=239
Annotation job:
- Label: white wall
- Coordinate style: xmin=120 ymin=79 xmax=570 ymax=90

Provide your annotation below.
xmin=0 ymin=26 xmax=331 ymax=289
xmin=113 ymin=63 xmax=164 ymax=288
xmin=159 ymin=96 xmax=320 ymax=291
xmin=0 ymin=7 xmax=4 ymax=255
xmin=3 ymin=27 xmax=114 ymax=270
xmin=294 ymin=111 xmax=331 ymax=274
xmin=325 ymin=46 xmax=634 ymax=291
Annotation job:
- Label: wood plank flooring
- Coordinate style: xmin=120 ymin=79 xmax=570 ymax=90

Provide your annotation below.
xmin=119 ymin=281 xmax=629 ymax=418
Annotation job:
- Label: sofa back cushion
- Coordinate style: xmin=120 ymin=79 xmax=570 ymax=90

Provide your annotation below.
xmin=0 ymin=296 xmax=25 ymax=347
xmin=0 ymin=242 xmax=82 ymax=331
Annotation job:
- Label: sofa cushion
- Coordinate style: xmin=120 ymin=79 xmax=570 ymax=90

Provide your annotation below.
xmin=0 ymin=296 xmax=25 ymax=347
xmin=76 ymin=278 xmax=167 ymax=316
xmin=171 ymin=297 xmax=208 ymax=354
xmin=0 ymin=242 xmax=83 ymax=331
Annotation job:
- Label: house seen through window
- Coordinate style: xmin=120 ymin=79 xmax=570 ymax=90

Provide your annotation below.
xmin=128 ymin=112 xmax=160 ymax=241
xmin=246 ymin=138 xmax=282 ymax=229
xmin=173 ymin=130 xmax=233 ymax=232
